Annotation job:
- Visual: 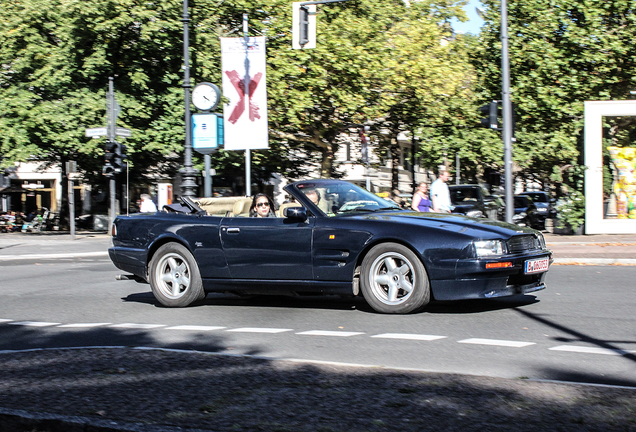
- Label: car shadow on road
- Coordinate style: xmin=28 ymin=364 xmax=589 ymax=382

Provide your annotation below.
xmin=425 ymin=295 xmax=539 ymax=314
xmin=122 ymin=291 xmax=539 ymax=315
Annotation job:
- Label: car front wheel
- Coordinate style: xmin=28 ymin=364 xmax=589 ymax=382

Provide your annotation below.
xmin=360 ymin=243 xmax=430 ymax=314
xmin=149 ymin=243 xmax=205 ymax=307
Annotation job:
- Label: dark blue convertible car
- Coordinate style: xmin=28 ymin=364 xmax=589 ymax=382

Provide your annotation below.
xmin=109 ymin=179 xmax=552 ymax=314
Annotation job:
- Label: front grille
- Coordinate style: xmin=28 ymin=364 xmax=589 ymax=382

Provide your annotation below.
xmin=507 ymin=235 xmax=540 ymax=254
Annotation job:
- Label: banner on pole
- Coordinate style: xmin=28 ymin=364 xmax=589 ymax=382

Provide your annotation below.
xmin=220 ymin=37 xmax=269 ymax=150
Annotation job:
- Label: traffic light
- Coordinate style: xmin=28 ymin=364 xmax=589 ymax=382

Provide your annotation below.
xmin=113 ymin=141 xmax=127 ymax=172
xmin=292 ymin=2 xmax=316 ymax=49
xmin=103 ymin=141 xmax=127 ymax=176
xmin=479 ymin=101 xmax=499 ymax=130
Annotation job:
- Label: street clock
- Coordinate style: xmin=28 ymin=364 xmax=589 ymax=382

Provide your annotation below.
xmin=192 ymin=82 xmax=221 ymax=112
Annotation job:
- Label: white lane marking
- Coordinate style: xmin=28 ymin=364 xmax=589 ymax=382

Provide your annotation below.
xmin=0 ymin=319 xmax=13 ymax=323
xmin=549 ymin=345 xmax=634 ymax=356
xmin=226 ymin=327 xmax=292 ymax=334
xmin=165 ymin=325 xmax=226 ymax=331
xmin=109 ymin=323 xmax=166 ymax=329
xmin=296 ymin=330 xmax=365 ymax=337
xmin=371 ymin=333 xmax=447 ymax=341
xmin=458 ymin=338 xmax=536 ymax=348
xmin=8 ymin=321 xmax=61 ymax=327
xmin=0 ymin=251 xmax=109 ymax=261
xmin=57 ymin=323 xmax=112 ymax=328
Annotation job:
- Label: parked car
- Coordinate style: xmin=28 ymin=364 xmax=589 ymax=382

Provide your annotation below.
xmin=448 ymin=184 xmax=504 ymax=220
xmin=517 ymin=191 xmax=555 ymax=229
xmin=512 ymin=195 xmax=543 ymax=229
xmin=109 ymin=179 xmax=552 ymax=314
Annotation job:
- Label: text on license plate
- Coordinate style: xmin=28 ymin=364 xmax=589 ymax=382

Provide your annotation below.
xmin=525 ymin=258 xmax=549 ymax=274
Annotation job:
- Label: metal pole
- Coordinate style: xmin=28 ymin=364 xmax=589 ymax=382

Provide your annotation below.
xmin=204 ymin=154 xmax=212 ymax=197
xmin=501 ymin=0 xmax=514 ymax=223
xmin=107 ymin=78 xmax=116 ymax=233
xmin=455 ymin=152 xmax=460 ymax=185
xmin=180 ymin=0 xmax=198 ymax=197
xmin=243 ymin=13 xmax=252 ymax=197
xmin=68 ymin=178 xmax=75 ymax=240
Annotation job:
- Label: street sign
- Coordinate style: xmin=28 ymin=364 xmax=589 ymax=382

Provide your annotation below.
xmin=116 ymin=127 xmax=132 ymax=137
xmin=85 ymin=127 xmax=107 ymax=138
xmin=192 ymin=113 xmax=223 ymax=154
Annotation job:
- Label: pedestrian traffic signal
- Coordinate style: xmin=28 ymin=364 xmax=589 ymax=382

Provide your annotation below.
xmin=479 ymin=101 xmax=499 ymax=130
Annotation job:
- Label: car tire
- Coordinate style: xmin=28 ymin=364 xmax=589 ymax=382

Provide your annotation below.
xmin=360 ymin=243 xmax=430 ymax=314
xmin=149 ymin=243 xmax=205 ymax=307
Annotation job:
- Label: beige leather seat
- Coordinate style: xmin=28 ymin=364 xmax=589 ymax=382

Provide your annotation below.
xmin=277 ymin=202 xmax=301 ymax=217
xmin=231 ymin=197 xmax=253 ymax=217
xmin=194 ymin=196 xmax=249 ymax=216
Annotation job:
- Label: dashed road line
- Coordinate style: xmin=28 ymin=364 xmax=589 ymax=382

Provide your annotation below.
xmin=57 ymin=323 xmax=112 ymax=328
xmin=549 ymin=345 xmax=634 ymax=356
xmin=1 ymin=320 xmax=632 ymax=358
xmin=226 ymin=327 xmax=292 ymax=333
xmin=109 ymin=323 xmax=166 ymax=329
xmin=165 ymin=325 xmax=226 ymax=331
xmin=8 ymin=321 xmax=61 ymax=327
xmin=371 ymin=333 xmax=446 ymax=341
xmin=296 ymin=330 xmax=365 ymax=337
xmin=458 ymin=338 xmax=536 ymax=348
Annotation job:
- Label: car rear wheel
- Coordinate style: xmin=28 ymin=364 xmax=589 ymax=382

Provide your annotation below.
xmin=360 ymin=243 xmax=430 ymax=314
xmin=149 ymin=243 xmax=205 ymax=307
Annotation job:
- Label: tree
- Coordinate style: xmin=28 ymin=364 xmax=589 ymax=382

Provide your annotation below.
xmin=474 ymin=0 xmax=636 ymax=195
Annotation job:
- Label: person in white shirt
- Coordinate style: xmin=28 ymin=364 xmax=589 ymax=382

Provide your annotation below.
xmin=139 ymin=194 xmax=158 ymax=213
xmin=430 ymin=170 xmax=452 ymax=213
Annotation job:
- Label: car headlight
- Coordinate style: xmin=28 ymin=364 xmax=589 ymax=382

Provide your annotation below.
xmin=512 ymin=212 xmax=526 ymax=222
xmin=535 ymin=232 xmax=546 ymax=249
xmin=474 ymin=240 xmax=505 ymax=257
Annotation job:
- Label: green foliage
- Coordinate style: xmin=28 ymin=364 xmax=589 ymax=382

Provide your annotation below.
xmin=556 ymin=190 xmax=585 ymax=232
xmin=474 ymin=0 xmax=636 ymax=194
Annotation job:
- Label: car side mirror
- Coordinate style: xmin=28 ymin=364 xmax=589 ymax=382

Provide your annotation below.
xmin=284 ymin=206 xmax=308 ymax=221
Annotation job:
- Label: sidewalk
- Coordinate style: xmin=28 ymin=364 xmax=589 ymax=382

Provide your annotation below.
xmin=1 ymin=231 xmax=635 ymax=264
xmin=545 ymin=233 xmax=636 ymax=265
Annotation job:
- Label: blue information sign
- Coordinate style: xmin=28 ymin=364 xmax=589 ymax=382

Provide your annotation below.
xmin=192 ymin=113 xmax=223 ymax=154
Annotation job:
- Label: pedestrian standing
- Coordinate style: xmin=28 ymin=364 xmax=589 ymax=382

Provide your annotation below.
xmin=431 ymin=170 xmax=452 ymax=213
xmin=411 ymin=182 xmax=432 ymax=212
xmin=140 ymin=194 xmax=158 ymax=213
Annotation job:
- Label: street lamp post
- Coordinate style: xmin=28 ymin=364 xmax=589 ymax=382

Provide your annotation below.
xmin=180 ymin=0 xmax=198 ymax=197
xmin=501 ymin=0 xmax=514 ymax=223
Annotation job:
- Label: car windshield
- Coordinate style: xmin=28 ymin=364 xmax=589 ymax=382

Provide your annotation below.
xmin=449 ymin=188 xmax=479 ymax=205
xmin=295 ymin=181 xmax=401 ymax=217
xmin=523 ymin=193 xmax=548 ymax=203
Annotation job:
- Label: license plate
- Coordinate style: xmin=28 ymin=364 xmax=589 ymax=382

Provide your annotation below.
xmin=525 ymin=258 xmax=549 ymax=274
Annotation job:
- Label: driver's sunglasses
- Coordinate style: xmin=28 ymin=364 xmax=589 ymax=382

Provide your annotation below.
xmin=256 ymin=202 xmax=270 ymax=208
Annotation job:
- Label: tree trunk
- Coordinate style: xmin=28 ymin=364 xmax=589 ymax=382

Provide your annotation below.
xmin=320 ymin=145 xmax=334 ymax=178
xmin=391 ymin=135 xmax=400 ymax=193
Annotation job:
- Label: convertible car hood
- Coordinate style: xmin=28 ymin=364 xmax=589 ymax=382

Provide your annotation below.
xmin=351 ymin=210 xmax=534 ymax=237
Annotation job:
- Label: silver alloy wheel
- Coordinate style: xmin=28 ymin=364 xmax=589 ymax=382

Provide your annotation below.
xmin=367 ymin=251 xmax=415 ymax=305
xmin=154 ymin=252 xmax=192 ymax=299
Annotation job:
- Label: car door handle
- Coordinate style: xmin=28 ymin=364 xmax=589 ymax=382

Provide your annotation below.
xmin=226 ymin=228 xmax=240 ymax=234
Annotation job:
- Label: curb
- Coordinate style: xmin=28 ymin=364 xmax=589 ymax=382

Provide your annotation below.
xmin=552 ymin=258 xmax=636 ymax=266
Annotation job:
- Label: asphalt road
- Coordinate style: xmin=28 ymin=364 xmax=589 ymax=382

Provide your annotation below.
xmin=1 ymin=233 xmax=635 ymax=387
